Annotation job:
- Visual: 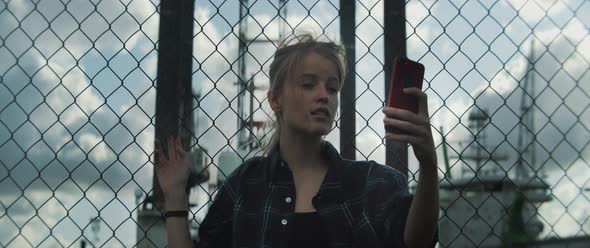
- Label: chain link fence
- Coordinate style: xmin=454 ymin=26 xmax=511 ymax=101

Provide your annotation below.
xmin=1 ymin=0 xmax=589 ymax=247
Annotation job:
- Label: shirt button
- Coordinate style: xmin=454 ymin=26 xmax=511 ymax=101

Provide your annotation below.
xmin=285 ymin=197 xmax=292 ymax=203
xmin=281 ymin=219 xmax=288 ymax=225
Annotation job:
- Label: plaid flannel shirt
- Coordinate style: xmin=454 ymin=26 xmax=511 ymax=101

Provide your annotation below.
xmin=196 ymin=141 xmax=437 ymax=248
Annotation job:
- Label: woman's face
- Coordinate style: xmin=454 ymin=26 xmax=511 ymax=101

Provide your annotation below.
xmin=271 ymin=51 xmax=340 ymax=137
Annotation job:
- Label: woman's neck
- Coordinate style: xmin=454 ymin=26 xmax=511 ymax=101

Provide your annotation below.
xmin=278 ymin=128 xmax=325 ymax=171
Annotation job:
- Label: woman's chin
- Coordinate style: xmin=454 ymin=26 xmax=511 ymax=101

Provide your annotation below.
xmin=313 ymin=130 xmax=331 ymax=137
xmin=309 ymin=124 xmax=333 ymax=136
xmin=289 ymin=120 xmax=334 ymax=137
xmin=293 ymin=126 xmax=331 ymax=138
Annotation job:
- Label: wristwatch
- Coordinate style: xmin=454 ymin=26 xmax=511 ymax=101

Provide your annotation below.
xmin=162 ymin=210 xmax=188 ymax=218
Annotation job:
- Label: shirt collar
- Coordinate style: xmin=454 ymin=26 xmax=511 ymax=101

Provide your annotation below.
xmin=266 ymin=140 xmax=364 ymax=203
xmin=267 ymin=140 xmax=344 ymax=175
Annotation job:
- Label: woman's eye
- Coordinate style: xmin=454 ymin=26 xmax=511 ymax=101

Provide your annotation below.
xmin=302 ymin=83 xmax=314 ymax=88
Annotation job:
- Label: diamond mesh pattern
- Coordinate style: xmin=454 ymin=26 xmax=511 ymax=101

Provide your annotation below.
xmin=0 ymin=0 xmax=588 ymax=247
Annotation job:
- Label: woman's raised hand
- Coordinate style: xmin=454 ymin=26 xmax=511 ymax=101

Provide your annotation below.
xmin=383 ymin=88 xmax=437 ymax=168
xmin=154 ymin=136 xmax=191 ymax=201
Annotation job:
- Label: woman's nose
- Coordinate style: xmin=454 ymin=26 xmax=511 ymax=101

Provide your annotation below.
xmin=316 ymin=84 xmax=330 ymax=102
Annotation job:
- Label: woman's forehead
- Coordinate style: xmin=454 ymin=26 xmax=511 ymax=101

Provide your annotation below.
xmin=295 ymin=52 xmax=340 ymax=80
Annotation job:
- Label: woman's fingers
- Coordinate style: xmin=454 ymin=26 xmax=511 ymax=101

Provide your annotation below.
xmin=402 ymin=87 xmax=429 ymax=116
xmin=175 ymin=136 xmax=187 ymax=159
xmin=154 ymin=139 xmax=163 ymax=163
xmin=384 ymin=117 xmax=428 ymax=137
xmin=167 ymin=137 xmax=176 ymax=161
xmin=385 ymin=132 xmax=425 ymax=145
xmin=383 ymin=107 xmax=429 ymax=126
xmin=155 ymin=136 xmax=187 ymax=166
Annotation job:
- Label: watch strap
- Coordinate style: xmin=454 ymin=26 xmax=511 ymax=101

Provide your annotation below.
xmin=163 ymin=210 xmax=188 ymax=218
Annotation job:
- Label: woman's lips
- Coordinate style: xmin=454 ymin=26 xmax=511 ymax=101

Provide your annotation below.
xmin=310 ymin=111 xmax=330 ymax=120
xmin=310 ymin=108 xmax=330 ymax=117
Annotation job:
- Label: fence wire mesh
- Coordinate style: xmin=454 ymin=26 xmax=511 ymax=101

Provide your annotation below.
xmin=0 ymin=0 xmax=589 ymax=247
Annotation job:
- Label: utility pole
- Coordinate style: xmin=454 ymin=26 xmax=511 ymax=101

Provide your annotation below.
xmin=236 ymin=0 xmax=286 ymax=151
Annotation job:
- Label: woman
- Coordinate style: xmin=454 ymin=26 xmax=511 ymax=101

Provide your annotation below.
xmin=155 ymin=33 xmax=439 ymax=248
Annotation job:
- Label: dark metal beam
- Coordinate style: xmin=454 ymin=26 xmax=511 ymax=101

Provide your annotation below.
xmin=153 ymin=0 xmax=195 ymax=208
xmin=384 ymin=0 xmax=408 ymax=179
xmin=339 ymin=0 xmax=356 ymax=160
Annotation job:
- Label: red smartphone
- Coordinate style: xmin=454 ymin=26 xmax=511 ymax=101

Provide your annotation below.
xmin=387 ymin=56 xmax=425 ymax=113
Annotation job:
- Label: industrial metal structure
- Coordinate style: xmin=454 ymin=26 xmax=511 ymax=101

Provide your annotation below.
xmin=1 ymin=0 xmax=588 ymax=247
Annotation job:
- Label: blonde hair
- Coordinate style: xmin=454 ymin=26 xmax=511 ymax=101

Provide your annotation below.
xmin=262 ymin=32 xmax=347 ymax=155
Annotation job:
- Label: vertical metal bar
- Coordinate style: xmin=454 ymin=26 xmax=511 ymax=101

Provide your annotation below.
xmin=339 ymin=0 xmax=356 ymax=160
xmin=278 ymin=0 xmax=287 ymax=40
xmin=249 ymin=79 xmax=255 ymax=151
xmin=237 ymin=0 xmax=248 ymax=149
xmin=154 ymin=0 xmax=195 ymax=207
xmin=384 ymin=0 xmax=408 ymax=179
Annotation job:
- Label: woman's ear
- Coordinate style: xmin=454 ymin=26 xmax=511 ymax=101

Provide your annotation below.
xmin=268 ymin=90 xmax=281 ymax=113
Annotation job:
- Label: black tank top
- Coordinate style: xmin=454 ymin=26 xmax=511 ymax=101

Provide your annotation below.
xmin=288 ymin=212 xmax=331 ymax=247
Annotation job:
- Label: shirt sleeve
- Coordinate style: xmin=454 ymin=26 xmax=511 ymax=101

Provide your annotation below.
xmin=384 ymin=194 xmax=439 ymax=248
xmin=195 ymin=181 xmax=235 ymax=248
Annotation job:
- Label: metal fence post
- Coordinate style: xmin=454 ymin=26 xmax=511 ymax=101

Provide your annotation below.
xmin=384 ymin=0 xmax=408 ymax=179
xmin=1 ymin=0 xmax=589 ymax=246
xmin=339 ymin=0 xmax=356 ymax=160
xmin=153 ymin=0 xmax=195 ymax=208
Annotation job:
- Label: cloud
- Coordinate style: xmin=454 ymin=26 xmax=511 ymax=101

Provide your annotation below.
xmin=538 ymin=159 xmax=590 ymax=237
xmin=431 ymin=29 xmax=589 ymax=243
xmin=1 ymin=0 xmax=588 ymax=246
xmin=466 ymin=34 xmax=588 ymax=166
xmin=342 ymin=0 xmax=590 ymax=241
xmin=0 ymin=0 xmax=162 ymax=246
xmin=191 ymin=1 xmax=345 ymax=160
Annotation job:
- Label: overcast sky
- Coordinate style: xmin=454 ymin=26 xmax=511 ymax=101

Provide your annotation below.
xmin=1 ymin=0 xmax=589 ymax=247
